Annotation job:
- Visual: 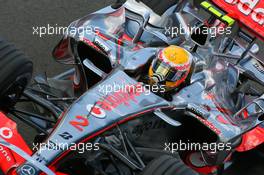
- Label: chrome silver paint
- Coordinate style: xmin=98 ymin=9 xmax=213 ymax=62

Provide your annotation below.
xmin=124 ymin=0 xmax=163 ymax=27
xmin=19 ymin=70 xmax=170 ymax=174
xmin=28 ymin=1 xmax=264 ymax=173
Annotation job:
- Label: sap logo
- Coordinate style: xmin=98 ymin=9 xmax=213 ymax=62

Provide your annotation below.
xmin=225 ymin=0 xmax=264 ymax=25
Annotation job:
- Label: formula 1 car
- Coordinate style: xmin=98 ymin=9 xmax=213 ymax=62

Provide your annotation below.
xmin=0 ymin=0 xmax=264 ymax=175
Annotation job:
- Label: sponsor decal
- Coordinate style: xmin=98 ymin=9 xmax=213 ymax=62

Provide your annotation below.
xmin=0 ymin=145 xmax=11 ymax=162
xmin=97 ymin=82 xmax=143 ymax=111
xmin=94 ymin=36 xmax=111 ymax=53
xmin=19 ymin=164 xmax=36 ymax=175
xmin=224 ymin=0 xmax=264 ymax=26
xmin=59 ymin=132 xmax=73 ymax=140
xmin=86 ymin=104 xmax=106 ymax=119
xmin=0 ymin=127 xmax=13 ymax=139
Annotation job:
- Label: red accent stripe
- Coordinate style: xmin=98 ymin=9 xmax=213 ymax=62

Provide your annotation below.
xmin=117 ymin=36 xmax=123 ymax=64
xmin=97 ymin=31 xmax=110 ymax=41
xmin=242 ymin=109 xmax=249 ymax=119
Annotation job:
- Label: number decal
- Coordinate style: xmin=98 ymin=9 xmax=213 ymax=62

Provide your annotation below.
xmin=69 ymin=116 xmax=89 ymax=132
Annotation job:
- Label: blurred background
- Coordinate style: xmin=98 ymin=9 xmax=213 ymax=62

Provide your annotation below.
xmin=0 ymin=1 xmax=263 ymax=175
xmin=0 ymin=0 xmax=114 ymax=76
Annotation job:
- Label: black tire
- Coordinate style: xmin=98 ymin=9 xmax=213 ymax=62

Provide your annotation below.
xmin=142 ymin=155 xmax=198 ymax=175
xmin=0 ymin=38 xmax=32 ymax=110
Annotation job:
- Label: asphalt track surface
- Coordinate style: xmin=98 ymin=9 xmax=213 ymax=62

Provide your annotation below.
xmin=0 ymin=0 xmax=114 ymax=76
xmin=0 ymin=1 xmax=263 ymax=175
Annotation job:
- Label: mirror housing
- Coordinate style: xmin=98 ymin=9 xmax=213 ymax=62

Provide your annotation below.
xmin=53 ymin=37 xmax=75 ymax=65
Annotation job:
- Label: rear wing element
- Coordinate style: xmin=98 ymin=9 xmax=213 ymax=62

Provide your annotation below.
xmin=212 ymin=0 xmax=264 ymax=39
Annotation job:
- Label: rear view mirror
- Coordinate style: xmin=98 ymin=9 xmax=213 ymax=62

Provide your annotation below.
xmin=53 ymin=37 xmax=75 ymax=65
xmin=132 ymin=10 xmax=150 ymax=43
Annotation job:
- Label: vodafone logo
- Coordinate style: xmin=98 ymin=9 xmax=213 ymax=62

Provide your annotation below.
xmin=0 ymin=127 xmax=13 ymax=139
xmin=224 ymin=0 xmax=264 ymax=25
xmin=0 ymin=145 xmax=11 ymax=162
xmin=86 ymin=104 xmax=106 ymax=119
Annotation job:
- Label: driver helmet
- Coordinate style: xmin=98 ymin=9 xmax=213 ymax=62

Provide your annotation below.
xmin=149 ymin=45 xmax=193 ymax=91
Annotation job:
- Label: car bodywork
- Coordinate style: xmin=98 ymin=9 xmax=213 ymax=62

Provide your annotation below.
xmin=9 ymin=59 xmax=264 ymax=174
xmin=0 ymin=1 xmax=263 ymax=175
xmin=212 ymin=0 xmax=264 ymax=39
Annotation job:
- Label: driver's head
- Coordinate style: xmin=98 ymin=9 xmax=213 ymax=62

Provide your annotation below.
xmin=149 ymin=46 xmax=192 ymax=91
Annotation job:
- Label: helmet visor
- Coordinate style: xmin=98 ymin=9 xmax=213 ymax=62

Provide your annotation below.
xmin=152 ymin=59 xmax=186 ymax=82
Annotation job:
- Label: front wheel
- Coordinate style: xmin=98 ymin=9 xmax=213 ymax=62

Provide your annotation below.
xmin=0 ymin=38 xmax=32 ymax=110
xmin=142 ymin=155 xmax=199 ymax=175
